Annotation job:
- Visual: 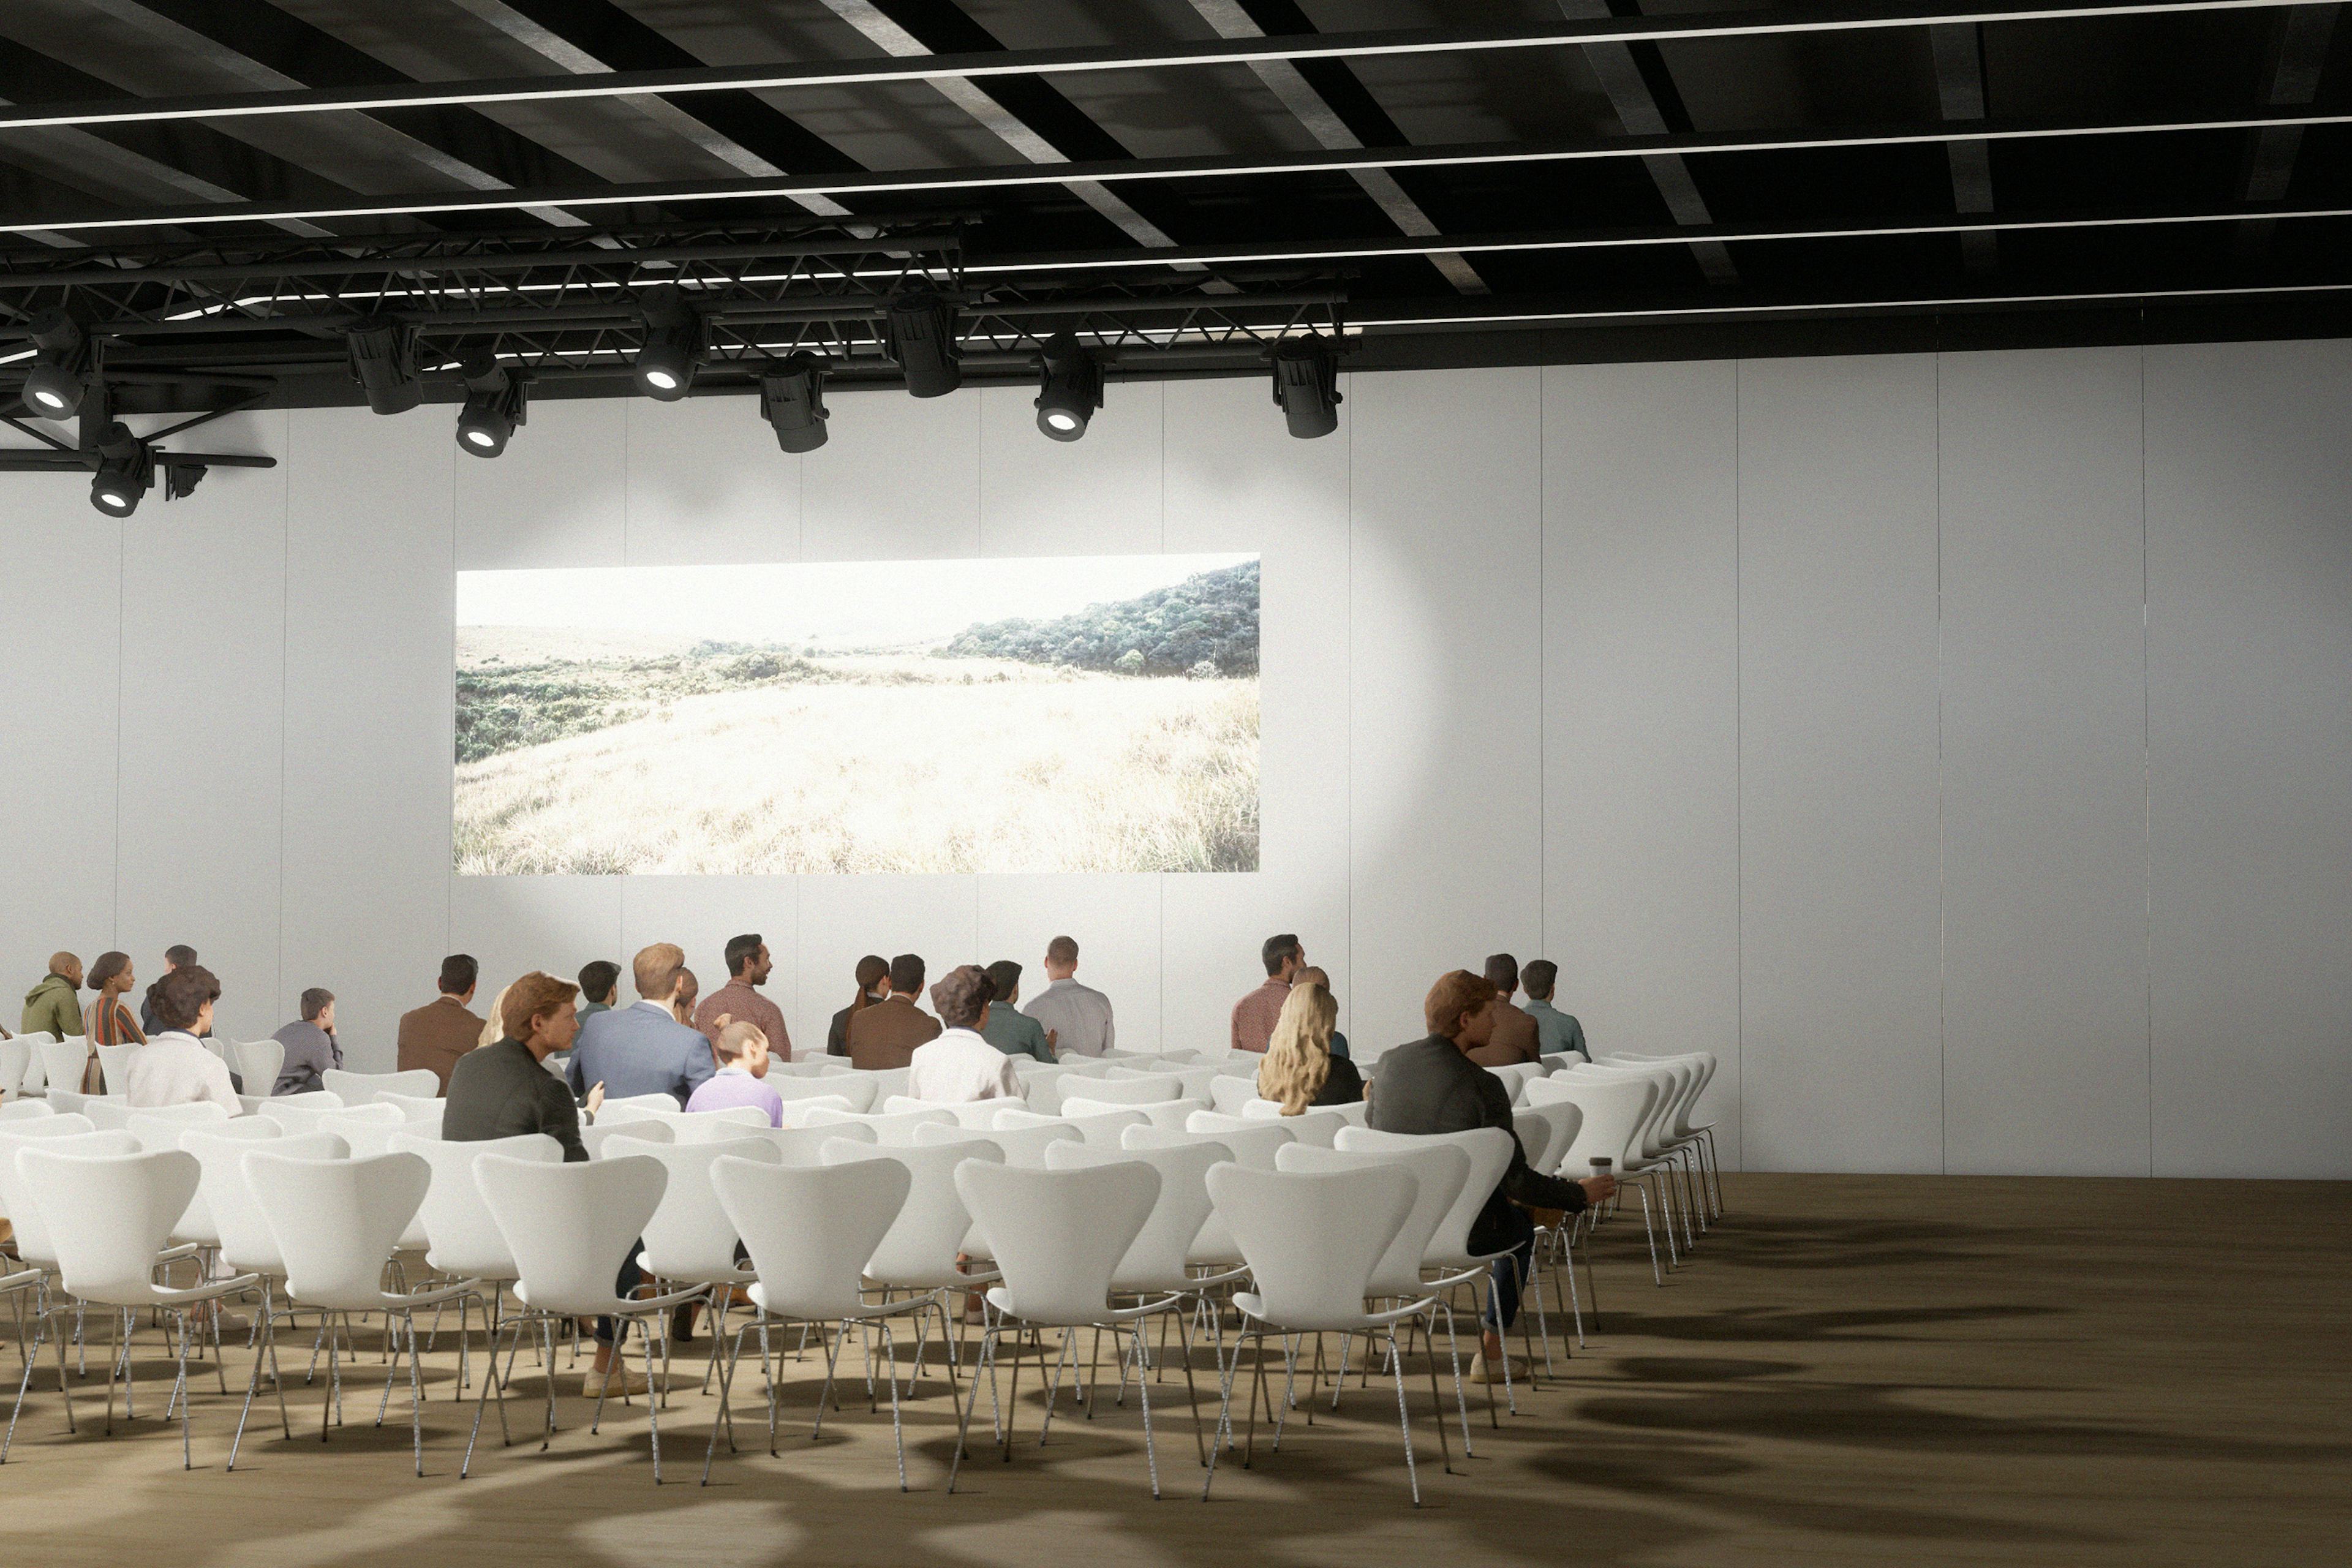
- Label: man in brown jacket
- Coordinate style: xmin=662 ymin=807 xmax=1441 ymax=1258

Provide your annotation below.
xmin=397 ymin=953 xmax=487 ymax=1092
xmin=847 ymin=953 xmax=941 ymax=1071
xmin=1468 ymin=953 xmax=1540 ymax=1068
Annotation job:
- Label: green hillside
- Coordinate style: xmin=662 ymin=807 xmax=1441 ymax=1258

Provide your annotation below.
xmin=942 ymin=559 xmax=1259 ymax=676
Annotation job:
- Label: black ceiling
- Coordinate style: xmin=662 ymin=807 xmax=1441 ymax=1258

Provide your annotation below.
xmin=2 ymin=0 xmax=2349 ymax=418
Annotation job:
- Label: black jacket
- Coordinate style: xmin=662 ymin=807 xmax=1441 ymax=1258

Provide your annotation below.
xmin=443 ymin=1038 xmax=587 ymax=1161
xmin=1366 ymin=1034 xmax=1585 ymax=1253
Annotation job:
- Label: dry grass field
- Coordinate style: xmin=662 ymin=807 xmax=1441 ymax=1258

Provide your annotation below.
xmin=453 ymin=650 xmax=1258 ymax=874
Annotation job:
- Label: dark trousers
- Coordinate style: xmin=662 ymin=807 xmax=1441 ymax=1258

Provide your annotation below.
xmin=596 ymin=1242 xmax=644 ymax=1346
xmin=1477 ymin=1206 xmax=1537 ymax=1333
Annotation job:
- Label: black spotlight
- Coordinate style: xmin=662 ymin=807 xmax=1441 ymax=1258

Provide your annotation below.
xmin=883 ymin=287 xmax=961 ymax=398
xmin=89 ymin=421 xmax=152 ymax=518
xmin=454 ymin=353 xmax=527 ymax=458
xmin=758 ymin=353 xmax=830 ymax=453
xmin=20 ymin=311 xmax=94 ymax=420
xmin=345 ymin=314 xmax=422 ymax=415
xmin=1270 ymin=333 xmax=1343 ymax=439
xmin=634 ymin=288 xmax=704 ymax=401
xmin=1033 ymin=333 xmax=1102 ymax=442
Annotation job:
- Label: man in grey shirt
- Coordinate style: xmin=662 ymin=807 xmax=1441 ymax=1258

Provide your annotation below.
xmin=271 ymin=988 xmax=343 ymax=1096
xmin=1021 ymin=935 xmax=1115 ymax=1057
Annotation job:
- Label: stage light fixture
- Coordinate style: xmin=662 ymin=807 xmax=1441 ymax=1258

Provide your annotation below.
xmin=164 ymin=462 xmax=208 ymax=502
xmin=88 ymin=421 xmax=152 ymax=518
xmin=758 ymin=353 xmax=830 ymax=453
xmin=20 ymin=310 xmax=94 ymax=418
xmin=882 ymin=287 xmax=961 ymax=398
xmin=1270 ymin=333 xmax=1343 ymax=439
xmin=634 ymin=288 xmax=704 ymax=401
xmin=344 ymin=314 xmax=423 ymax=414
xmin=1033 ymin=332 xmax=1101 ymax=442
xmin=454 ymin=353 xmax=526 ymax=458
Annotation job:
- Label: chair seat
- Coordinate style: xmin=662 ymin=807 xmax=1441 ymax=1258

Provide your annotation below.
xmin=514 ymin=1280 xmax=706 ymax=1318
xmin=867 ymin=1264 xmax=1001 ymax=1292
xmin=748 ymin=1279 xmax=938 ymax=1324
xmin=78 ymin=1269 xmax=261 ymax=1312
xmin=984 ymin=1283 xmax=1181 ymax=1328
xmin=1230 ymin=1289 xmax=1433 ymax=1335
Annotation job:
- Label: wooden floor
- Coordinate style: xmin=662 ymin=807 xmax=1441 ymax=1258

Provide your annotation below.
xmin=3 ymin=1173 xmax=2346 ymax=1567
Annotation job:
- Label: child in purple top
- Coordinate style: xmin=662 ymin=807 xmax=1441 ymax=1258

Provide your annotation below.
xmin=684 ymin=1019 xmax=786 ymax=1126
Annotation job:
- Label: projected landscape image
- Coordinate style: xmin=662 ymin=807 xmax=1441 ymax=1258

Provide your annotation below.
xmin=453 ymin=554 xmax=1259 ymax=875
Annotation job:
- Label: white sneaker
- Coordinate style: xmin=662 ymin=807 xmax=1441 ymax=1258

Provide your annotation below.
xmin=584 ymin=1364 xmax=650 ymax=1398
xmin=1472 ymin=1352 xmax=1523 ymax=1385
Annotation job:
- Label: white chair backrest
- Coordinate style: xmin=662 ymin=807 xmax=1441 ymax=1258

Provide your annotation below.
xmin=991 ymin=1106 xmax=1146 ymax=1148
xmin=582 ymin=1119 xmax=673 ymax=1159
xmin=0 ymin=1123 xmax=116 ymax=1263
xmin=602 ymin=1092 xmax=686 ymax=1115
xmin=1566 ymin=1064 xmax=1677 ymax=1158
xmin=773 ymin=1074 xmax=879 ymax=1110
xmin=954 ymin=1160 xmax=1159 ymax=1326
xmin=1486 ymin=1061 xmax=1543 ymax=1106
xmin=1334 ymin=1125 xmax=1515 ymax=1267
xmin=475 ymin=1152 xmax=668 ymax=1316
xmin=913 ymin=1118 xmax=1080 ymax=1169
xmin=0 ymin=1096 xmax=56 ymax=1122
xmin=1277 ymin=1142 xmax=1471 ymax=1297
xmin=123 ymin=1102 xmax=232 ymax=1150
xmin=93 ymin=1042 xmax=141 ymax=1095
xmin=1528 ymin=1074 xmax=1657 ymax=1170
xmin=767 ymin=1059 xmax=855 ymax=1079
xmin=391 ymin=1131 xmax=563 ymax=1280
xmin=1514 ymin=1102 xmax=1584 ymax=1178
xmin=247 ymin=1150 xmax=432 ymax=1310
xmin=1207 ymin=1075 xmax=1262 ymax=1114
xmin=182 ymin=1129 xmax=345 ymax=1276
xmin=1134 ymin=1117 xmax=1296 ymax=1170
xmin=228 ymin=1039 xmax=286 ymax=1095
xmin=1207 ymin=1163 xmax=1419 ymax=1330
xmin=36 ymin=1039 xmax=89 ymax=1095
xmin=731 ymin=1120 xmax=877 ymax=1166
xmin=774 ymin=1095 xmax=856 ymax=1129
xmin=864 ymin=1067 xmax=911 ymax=1101
xmin=1061 ymin=1072 xmax=1180 ymax=1105
xmin=1059 ymin=1095 xmax=1200 ymax=1131
xmin=315 ymin=1109 xmax=412 ymax=1160
xmin=0 ymin=1039 xmax=32 ymax=1099
xmin=802 ymin=1105 xmax=956 ymax=1146
xmin=82 ymin=1098 xmax=135 ymax=1131
xmin=1604 ymin=1052 xmax=1714 ymax=1138
xmin=377 ymin=1091 xmax=447 ymax=1128
xmin=714 ymin=1156 xmax=912 ymax=1321
xmin=638 ymin=1137 xmax=784 ymax=1280
xmin=673 ymin=1107 xmax=775 ymax=1143
xmin=881 ymin=1095 xmax=1004 ymax=1128
xmin=255 ymin=1091 xmax=349 ymax=1133
xmin=823 ymin=1137 xmax=1003 ymax=1290
xmin=19 ymin=1145 xmax=204 ymax=1304
xmin=322 ymin=1068 xmax=441 ymax=1104
xmin=1234 ymin=1101 xmax=1351 ymax=1147
xmin=1045 ymin=1137 xmax=1226 ymax=1292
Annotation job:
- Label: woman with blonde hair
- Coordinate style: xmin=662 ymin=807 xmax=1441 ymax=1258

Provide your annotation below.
xmin=477 ymin=981 xmax=513 ymax=1050
xmin=1256 ymin=980 xmax=1363 ymax=1114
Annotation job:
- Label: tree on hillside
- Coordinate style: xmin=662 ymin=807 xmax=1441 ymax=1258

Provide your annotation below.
xmin=943 ymin=559 xmax=1259 ymax=676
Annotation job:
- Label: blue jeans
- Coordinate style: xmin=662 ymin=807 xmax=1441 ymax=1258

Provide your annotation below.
xmin=597 ymin=1242 xmax=644 ymax=1346
xmin=1480 ymin=1207 xmax=1536 ymax=1333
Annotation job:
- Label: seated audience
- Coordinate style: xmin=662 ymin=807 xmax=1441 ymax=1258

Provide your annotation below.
xmin=123 ymin=965 xmax=239 ymax=1113
xmin=827 ymin=955 xmax=890 ymax=1057
xmin=443 ymin=971 xmax=640 ymax=1397
xmin=1231 ymin=933 xmax=1302 ymax=1054
xmin=693 ymin=933 xmax=792 ymax=1063
xmin=1294 ymin=965 xmax=1351 ymax=1060
xmin=1367 ymin=970 xmax=1615 ymax=1383
xmin=398 ymin=954 xmax=485 ymax=1093
xmin=577 ymin=960 xmax=621 ymax=1022
xmin=20 ymin=952 xmax=83 ymax=1042
xmin=270 ymin=987 xmax=342 ymax=1096
xmin=137 ymin=944 xmax=205 ymax=1038
xmin=477 ymin=981 xmax=511 ymax=1051
xmin=1023 ymin=935 xmax=1115 ymax=1057
xmin=568 ymin=943 xmax=717 ymax=1106
xmin=686 ymin=1019 xmax=786 ymax=1126
xmin=848 ymin=953 xmax=941 ymax=1071
xmin=75 ymin=951 xmax=142 ymax=1092
xmin=1518 ymin=959 xmax=1588 ymax=1058
xmin=673 ymin=968 xmax=700 ymax=1025
xmin=1469 ymin=952 xmax=1540 ymax=1067
xmin=978 ymin=960 xmax=1055 ymax=1062
xmin=1257 ymin=979 xmax=1363 ymax=1111
xmin=907 ymin=966 xmax=1021 ymax=1103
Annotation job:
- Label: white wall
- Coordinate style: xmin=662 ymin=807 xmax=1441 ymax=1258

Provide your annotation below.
xmin=4 ymin=341 xmax=2346 ymax=1177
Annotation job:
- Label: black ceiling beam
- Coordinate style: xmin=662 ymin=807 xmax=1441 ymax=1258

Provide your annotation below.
xmin=6 ymin=104 xmax=2341 ymax=238
xmin=0 ymin=3 xmax=2305 ymax=133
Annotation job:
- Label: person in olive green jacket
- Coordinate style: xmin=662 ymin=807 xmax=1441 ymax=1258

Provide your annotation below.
xmin=21 ymin=954 xmax=85 ymax=1040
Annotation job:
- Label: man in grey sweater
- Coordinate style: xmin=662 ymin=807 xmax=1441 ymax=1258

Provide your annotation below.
xmin=270 ymin=988 xmax=343 ymax=1096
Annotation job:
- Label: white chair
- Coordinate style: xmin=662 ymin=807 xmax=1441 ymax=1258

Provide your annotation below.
xmin=1233 ymin=1102 xmax=1351 ymax=1147
xmin=14 ymin=1146 xmax=260 ymax=1466
xmin=245 ymin=1149 xmax=480 ymax=1474
xmin=152 ymin=1117 xmax=279 ymax=1251
xmin=635 ymin=1139 xmax=786 ymax=1394
xmin=670 ymin=1107 xmax=774 ymax=1144
xmin=767 ymin=1059 xmax=855 ymax=1079
xmin=773 ymin=1074 xmax=879 ymax=1112
xmin=377 ymin=1091 xmax=447 ymax=1129
xmin=1063 ymin=1072 xmax=1182 ymax=1105
xmin=79 ymin=1098 xmax=134 ymax=1131
xmin=703 ymin=1156 xmax=935 ymax=1489
xmin=774 ymin=1096 xmax=856 ymax=1129
xmin=0 ymin=1039 xmax=32 ymax=1100
xmin=0 ymin=1117 xmax=118 ymax=1449
xmin=882 ymin=1095 xmax=1005 ymax=1129
xmin=992 ymin=1106 xmax=1147 ymax=1148
xmin=1207 ymin=1076 xmax=1262 ymax=1114
xmin=822 ymin=1138 xmax=1003 ymax=1333
xmin=582 ymin=1119 xmax=673 ymax=1159
xmin=1486 ymin=1061 xmax=1543 ymax=1106
xmin=1060 ymin=1094 xmax=1201 ymax=1131
xmin=323 ymin=1068 xmax=442 ymax=1104
xmin=0 ymin=1098 xmax=55 ymax=1123
xmin=465 ymin=1153 xmax=706 ymax=1481
xmin=1568 ymin=1061 xmax=1700 ymax=1248
xmin=92 ymin=1043 xmax=140 ymax=1095
xmin=602 ymin=1092 xmax=688 ymax=1117
xmin=36 ymin=1039 xmax=91 ymax=1097
xmin=802 ymin=1106 xmax=954 ymax=1146
xmin=1201 ymin=1163 xmax=1442 ymax=1503
xmin=913 ymin=1120 xmax=1080 ymax=1170
xmin=948 ymin=1160 xmax=1197 ymax=1498
xmin=1603 ymin=1050 xmax=1723 ymax=1217
xmin=391 ymin=1130 xmax=562 ymax=1410
xmin=1529 ymin=1074 xmax=1670 ymax=1284
xmin=255 ymin=1091 xmax=349 ymax=1133
xmin=227 ymin=1039 xmax=285 ymax=1096
xmin=1514 ymin=1102 xmax=1584 ymax=1178
xmin=1046 ymin=1140 xmax=1248 ymax=1374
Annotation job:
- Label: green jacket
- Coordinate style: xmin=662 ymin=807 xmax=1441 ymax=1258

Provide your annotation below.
xmin=21 ymin=973 xmax=81 ymax=1041
xmin=979 ymin=1003 xmax=1055 ymax=1063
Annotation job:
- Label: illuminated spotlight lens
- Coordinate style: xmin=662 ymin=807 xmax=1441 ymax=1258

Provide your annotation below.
xmin=645 ymin=368 xmax=679 ymax=391
xmin=1046 ymin=410 xmax=1079 ymax=430
xmin=466 ymin=428 xmax=496 ymax=448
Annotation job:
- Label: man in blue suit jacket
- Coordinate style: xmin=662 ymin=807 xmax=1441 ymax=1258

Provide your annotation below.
xmin=566 ymin=943 xmax=717 ymax=1107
